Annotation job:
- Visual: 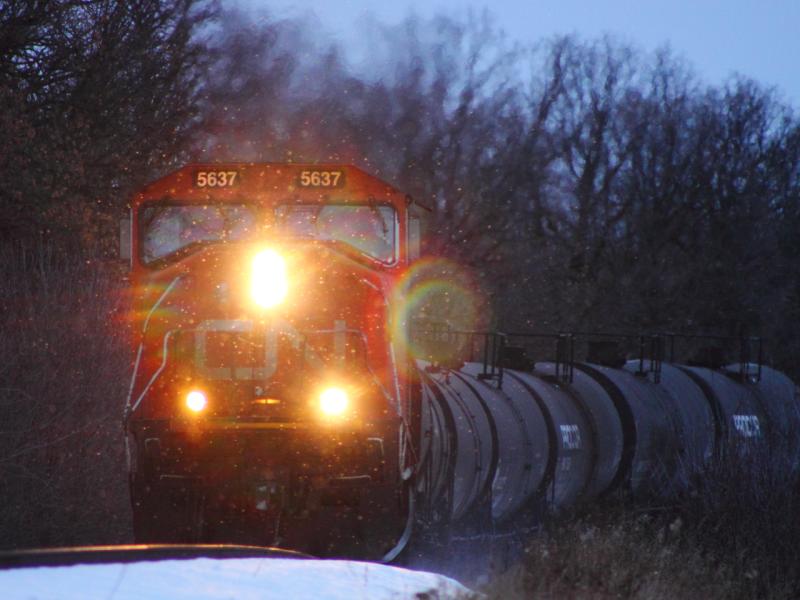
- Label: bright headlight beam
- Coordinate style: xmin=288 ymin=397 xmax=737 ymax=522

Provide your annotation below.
xmin=319 ymin=387 xmax=349 ymax=417
xmin=251 ymin=249 xmax=288 ymax=309
xmin=186 ymin=390 xmax=207 ymax=413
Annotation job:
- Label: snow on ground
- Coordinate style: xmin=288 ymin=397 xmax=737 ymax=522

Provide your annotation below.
xmin=0 ymin=557 xmax=473 ymax=599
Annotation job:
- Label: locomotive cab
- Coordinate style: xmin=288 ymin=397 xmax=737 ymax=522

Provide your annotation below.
xmin=124 ymin=164 xmax=417 ymax=558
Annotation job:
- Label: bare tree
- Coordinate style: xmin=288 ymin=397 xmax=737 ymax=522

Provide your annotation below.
xmin=0 ymin=0 xmax=215 ymax=253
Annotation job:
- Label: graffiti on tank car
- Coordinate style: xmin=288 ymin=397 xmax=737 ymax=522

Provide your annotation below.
xmin=733 ymin=414 xmax=761 ymax=438
xmin=560 ymin=424 xmax=582 ymax=450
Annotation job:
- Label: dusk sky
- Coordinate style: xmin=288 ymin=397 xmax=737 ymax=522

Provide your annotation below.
xmin=248 ymin=0 xmax=800 ymax=106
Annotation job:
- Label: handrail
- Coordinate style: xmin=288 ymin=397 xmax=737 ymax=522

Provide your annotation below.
xmin=125 ymin=275 xmax=184 ymax=420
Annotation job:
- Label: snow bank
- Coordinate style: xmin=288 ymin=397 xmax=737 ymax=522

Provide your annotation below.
xmin=0 ymin=557 xmax=472 ymax=599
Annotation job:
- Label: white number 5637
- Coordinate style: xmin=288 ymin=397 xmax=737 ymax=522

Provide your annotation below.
xmin=196 ymin=170 xmax=238 ymax=187
xmin=298 ymin=170 xmax=343 ymax=188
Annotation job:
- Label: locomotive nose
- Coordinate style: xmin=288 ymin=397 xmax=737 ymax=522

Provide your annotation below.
xmin=138 ymin=240 xmax=388 ymax=423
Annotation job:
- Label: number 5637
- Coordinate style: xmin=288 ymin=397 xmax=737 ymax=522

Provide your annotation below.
xmin=298 ymin=170 xmax=343 ymax=187
xmin=196 ymin=171 xmax=238 ymax=187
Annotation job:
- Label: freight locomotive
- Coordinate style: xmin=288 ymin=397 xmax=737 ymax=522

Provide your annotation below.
xmin=123 ymin=163 xmax=800 ymax=561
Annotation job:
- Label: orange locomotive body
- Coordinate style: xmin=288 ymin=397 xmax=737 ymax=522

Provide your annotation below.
xmin=124 ymin=164 xmax=419 ymax=558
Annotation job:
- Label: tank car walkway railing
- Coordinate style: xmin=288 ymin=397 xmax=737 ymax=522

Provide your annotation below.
xmin=498 ymin=332 xmax=575 ymax=383
xmin=411 ymin=326 xmax=766 ymax=386
xmin=476 ymin=332 xmax=506 ymax=387
xmin=501 ymin=331 xmax=765 ymax=384
xmin=501 ymin=331 xmax=666 ymax=384
xmin=661 ymin=333 xmax=764 ymax=382
xmin=409 ymin=327 xmax=508 ymax=387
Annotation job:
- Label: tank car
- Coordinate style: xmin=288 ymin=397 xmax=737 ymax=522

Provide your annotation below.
xmin=413 ymin=340 xmax=800 ymax=544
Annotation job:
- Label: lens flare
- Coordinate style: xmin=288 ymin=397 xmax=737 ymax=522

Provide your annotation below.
xmin=390 ymin=257 xmax=486 ymax=364
xmin=251 ymin=249 xmax=288 ymax=309
xmin=185 ymin=390 xmax=207 ymax=413
xmin=319 ymin=387 xmax=349 ymax=417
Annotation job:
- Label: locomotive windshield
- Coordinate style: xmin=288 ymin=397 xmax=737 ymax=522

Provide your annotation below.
xmin=276 ymin=204 xmax=398 ymax=263
xmin=140 ymin=204 xmax=257 ymax=265
xmin=138 ymin=202 xmax=398 ymax=266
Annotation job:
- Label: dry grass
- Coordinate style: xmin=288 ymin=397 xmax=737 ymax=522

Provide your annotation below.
xmin=483 ymin=443 xmax=800 ymax=600
xmin=484 ymin=509 xmax=737 ymax=599
xmin=0 ymin=243 xmax=131 ymax=549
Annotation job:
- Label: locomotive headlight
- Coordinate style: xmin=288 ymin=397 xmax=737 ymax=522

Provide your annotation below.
xmin=319 ymin=387 xmax=349 ymax=417
xmin=251 ymin=249 xmax=288 ymax=309
xmin=185 ymin=389 xmax=208 ymax=413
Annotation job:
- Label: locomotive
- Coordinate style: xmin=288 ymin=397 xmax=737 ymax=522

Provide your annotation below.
xmin=124 ymin=164 xmax=426 ymax=558
xmin=123 ymin=163 xmax=799 ymax=560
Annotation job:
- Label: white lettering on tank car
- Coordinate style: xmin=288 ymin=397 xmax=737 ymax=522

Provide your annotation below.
xmin=733 ymin=414 xmax=761 ymax=438
xmin=560 ymin=424 xmax=582 ymax=450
